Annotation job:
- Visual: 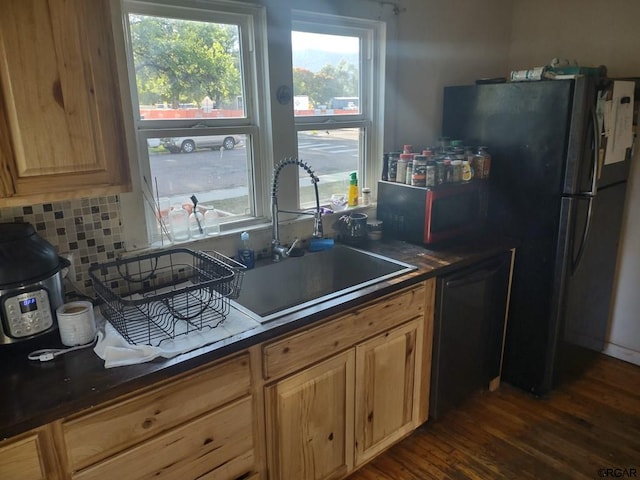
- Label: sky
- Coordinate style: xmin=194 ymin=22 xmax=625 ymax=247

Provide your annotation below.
xmin=291 ymin=31 xmax=359 ymax=53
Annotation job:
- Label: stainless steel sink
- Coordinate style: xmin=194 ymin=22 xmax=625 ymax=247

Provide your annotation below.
xmin=230 ymin=244 xmax=416 ymax=323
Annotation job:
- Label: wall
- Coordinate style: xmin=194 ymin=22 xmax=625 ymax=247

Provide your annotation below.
xmin=508 ymin=0 xmax=640 ymax=77
xmin=507 ymin=0 xmax=640 ymax=365
xmin=0 ymin=197 xmax=125 ymax=293
xmin=0 ymin=0 xmax=513 ymax=295
xmin=386 ymin=0 xmax=513 ymax=150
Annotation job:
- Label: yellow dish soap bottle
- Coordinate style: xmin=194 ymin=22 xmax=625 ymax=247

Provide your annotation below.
xmin=348 ymin=172 xmax=359 ymax=207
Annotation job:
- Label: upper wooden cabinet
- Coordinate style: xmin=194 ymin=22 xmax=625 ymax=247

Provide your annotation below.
xmin=0 ymin=0 xmax=131 ymax=206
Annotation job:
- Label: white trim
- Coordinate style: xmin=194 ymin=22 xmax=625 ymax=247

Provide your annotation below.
xmin=113 ymin=1 xmax=385 ymax=252
xmin=603 ymin=342 xmax=640 ymax=367
xmin=116 ymin=0 xmax=270 ymax=250
xmin=292 ymin=12 xmax=386 ymax=204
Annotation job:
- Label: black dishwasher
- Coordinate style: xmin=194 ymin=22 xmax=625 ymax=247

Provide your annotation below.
xmin=429 ymin=251 xmax=513 ymax=420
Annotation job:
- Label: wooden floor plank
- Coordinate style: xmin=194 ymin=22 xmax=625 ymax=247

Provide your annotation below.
xmin=347 ymin=354 xmax=640 ymax=480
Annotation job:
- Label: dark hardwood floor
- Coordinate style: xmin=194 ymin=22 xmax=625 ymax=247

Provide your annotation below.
xmin=347 ymin=354 xmax=640 ymax=479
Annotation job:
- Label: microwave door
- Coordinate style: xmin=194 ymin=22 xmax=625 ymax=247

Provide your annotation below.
xmin=426 ymin=182 xmax=488 ymax=244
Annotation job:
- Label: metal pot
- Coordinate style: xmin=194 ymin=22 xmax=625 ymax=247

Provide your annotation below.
xmin=0 ymin=223 xmax=68 ymax=345
xmin=335 ymin=213 xmax=369 ymax=246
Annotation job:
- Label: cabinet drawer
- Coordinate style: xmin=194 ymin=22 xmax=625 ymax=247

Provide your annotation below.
xmin=63 ymin=353 xmax=251 ymax=471
xmin=72 ymin=396 xmax=254 ymax=480
xmin=263 ymin=283 xmax=426 ymax=380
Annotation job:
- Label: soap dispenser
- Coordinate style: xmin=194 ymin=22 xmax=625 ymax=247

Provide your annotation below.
xmin=347 ymin=171 xmax=359 ymax=207
xmin=237 ymin=231 xmax=255 ymax=269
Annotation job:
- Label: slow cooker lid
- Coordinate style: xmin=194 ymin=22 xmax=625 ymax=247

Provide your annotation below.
xmin=0 ymin=222 xmax=62 ymax=286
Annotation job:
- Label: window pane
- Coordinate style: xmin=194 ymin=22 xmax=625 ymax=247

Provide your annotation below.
xmin=298 ymin=129 xmax=360 ymax=207
xmin=146 ymin=134 xmax=250 ymax=232
xmin=291 ymin=31 xmax=360 ymax=116
xmin=129 ymin=14 xmax=244 ymax=120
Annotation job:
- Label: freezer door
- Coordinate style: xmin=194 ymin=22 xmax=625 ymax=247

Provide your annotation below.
xmin=559 ymin=183 xmax=628 ymax=352
xmin=561 ymin=76 xmax=598 ymax=195
xmin=443 ymin=80 xmax=575 ymax=237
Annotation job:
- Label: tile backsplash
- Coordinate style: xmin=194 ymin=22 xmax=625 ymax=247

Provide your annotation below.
xmin=0 ymin=195 xmax=124 ymax=296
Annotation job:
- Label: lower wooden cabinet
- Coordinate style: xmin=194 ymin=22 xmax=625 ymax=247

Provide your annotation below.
xmin=354 ymin=319 xmax=422 ymax=466
xmin=262 ymin=280 xmax=434 ymax=480
xmin=0 ymin=280 xmax=435 ymax=480
xmin=266 ymin=351 xmax=355 ymax=480
xmin=58 ymin=352 xmax=257 ymax=480
xmin=72 ymin=396 xmax=254 ymax=480
xmin=0 ymin=426 xmax=61 ymax=480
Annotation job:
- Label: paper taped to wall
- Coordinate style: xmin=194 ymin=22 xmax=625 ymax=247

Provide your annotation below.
xmin=604 ymin=81 xmax=635 ymax=165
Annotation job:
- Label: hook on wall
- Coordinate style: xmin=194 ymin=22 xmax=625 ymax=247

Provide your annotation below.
xmin=276 ymin=85 xmax=292 ymax=105
xmin=379 ymin=1 xmax=406 ymax=15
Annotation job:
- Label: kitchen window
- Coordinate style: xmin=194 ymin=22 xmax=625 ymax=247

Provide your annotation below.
xmin=292 ymin=13 xmax=385 ymax=209
xmin=118 ymin=0 xmax=270 ymax=247
xmin=115 ymin=2 xmax=385 ymax=249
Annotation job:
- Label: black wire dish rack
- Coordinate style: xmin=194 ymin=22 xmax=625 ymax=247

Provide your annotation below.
xmin=89 ymin=248 xmax=246 ymax=347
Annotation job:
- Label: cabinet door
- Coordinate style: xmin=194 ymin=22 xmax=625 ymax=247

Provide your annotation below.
xmin=354 ymin=319 xmax=422 ymax=466
xmin=0 ymin=0 xmax=130 ymax=204
xmin=0 ymin=428 xmax=60 ymax=480
xmin=265 ymin=350 xmax=355 ymax=480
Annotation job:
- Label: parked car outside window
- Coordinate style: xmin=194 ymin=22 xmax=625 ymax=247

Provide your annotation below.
xmin=160 ymin=135 xmax=241 ymax=153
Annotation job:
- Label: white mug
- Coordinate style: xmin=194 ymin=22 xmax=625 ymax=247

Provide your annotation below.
xmin=56 ymin=301 xmax=97 ymax=346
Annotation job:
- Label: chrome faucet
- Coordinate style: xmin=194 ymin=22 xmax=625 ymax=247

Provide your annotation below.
xmin=271 ymin=158 xmax=323 ymax=261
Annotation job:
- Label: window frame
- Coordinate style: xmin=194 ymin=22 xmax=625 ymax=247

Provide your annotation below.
xmin=117 ymin=0 xmax=271 ymax=249
xmin=114 ymin=2 xmax=385 ymax=252
xmin=292 ymin=11 xmax=386 ymax=207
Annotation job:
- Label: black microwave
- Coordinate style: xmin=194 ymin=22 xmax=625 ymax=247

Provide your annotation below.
xmin=376 ymin=180 xmax=489 ymax=245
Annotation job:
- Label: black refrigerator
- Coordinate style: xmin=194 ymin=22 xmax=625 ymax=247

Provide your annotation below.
xmin=442 ymin=77 xmax=634 ymax=394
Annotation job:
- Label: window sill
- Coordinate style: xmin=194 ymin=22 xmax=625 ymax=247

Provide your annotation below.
xmin=140 ymin=203 xmax=377 ymax=260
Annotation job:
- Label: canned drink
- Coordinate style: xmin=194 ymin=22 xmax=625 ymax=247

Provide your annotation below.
xmin=478 ymin=146 xmax=491 ymax=179
xmin=381 ymin=153 xmax=389 ymax=181
xmin=388 ymin=152 xmax=400 ymax=182
xmin=443 ymin=159 xmax=453 ymax=183
xmin=435 ymin=160 xmax=445 ymax=185
xmin=451 ymin=160 xmax=462 ymax=182
xmin=412 ymin=155 xmax=427 ymax=187
xmin=405 ymin=160 xmax=413 ymax=185
xmin=425 ymin=162 xmax=436 ymax=187
xmin=396 ymin=155 xmax=409 ymax=184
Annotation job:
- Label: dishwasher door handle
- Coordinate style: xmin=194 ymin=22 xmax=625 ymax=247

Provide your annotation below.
xmin=445 ymin=261 xmax=504 ymax=289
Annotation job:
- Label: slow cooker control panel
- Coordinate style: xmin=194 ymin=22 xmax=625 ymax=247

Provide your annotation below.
xmin=2 ymin=290 xmax=54 ymax=338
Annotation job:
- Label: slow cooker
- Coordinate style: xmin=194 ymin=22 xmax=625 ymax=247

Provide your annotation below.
xmin=0 ymin=223 xmax=68 ymax=345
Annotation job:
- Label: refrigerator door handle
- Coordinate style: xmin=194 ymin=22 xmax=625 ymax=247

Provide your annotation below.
xmin=571 ymin=196 xmax=594 ymax=274
xmin=587 ymin=106 xmax=600 ymax=196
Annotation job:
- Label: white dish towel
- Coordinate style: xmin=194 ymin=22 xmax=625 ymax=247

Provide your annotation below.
xmin=93 ymin=311 xmax=260 ymax=368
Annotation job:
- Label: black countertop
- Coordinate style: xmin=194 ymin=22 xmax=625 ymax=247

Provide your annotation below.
xmin=0 ymin=235 xmax=516 ymax=440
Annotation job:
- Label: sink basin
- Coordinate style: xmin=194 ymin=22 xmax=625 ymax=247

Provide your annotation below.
xmin=230 ymin=244 xmax=416 ymax=323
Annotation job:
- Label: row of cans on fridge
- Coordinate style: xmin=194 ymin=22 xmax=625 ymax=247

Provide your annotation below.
xmin=382 ymin=143 xmax=491 ymax=187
